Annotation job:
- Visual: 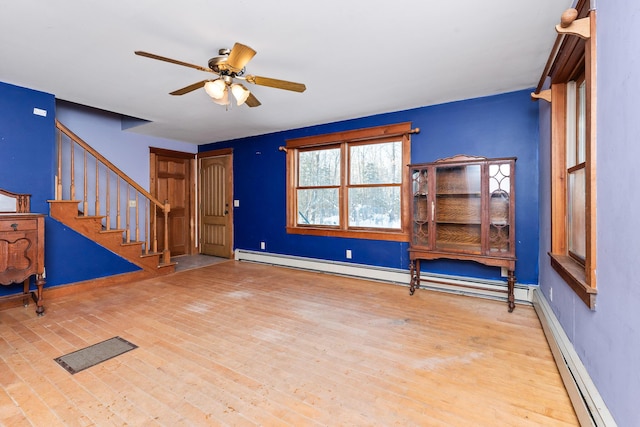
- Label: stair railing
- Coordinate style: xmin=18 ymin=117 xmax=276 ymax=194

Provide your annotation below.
xmin=54 ymin=120 xmax=171 ymax=264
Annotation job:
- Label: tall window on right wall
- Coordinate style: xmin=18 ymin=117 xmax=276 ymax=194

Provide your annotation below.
xmin=546 ymin=0 xmax=597 ymax=308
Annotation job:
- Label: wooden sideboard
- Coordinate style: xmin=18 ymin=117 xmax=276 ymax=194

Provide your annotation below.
xmin=0 ymin=189 xmax=45 ymax=315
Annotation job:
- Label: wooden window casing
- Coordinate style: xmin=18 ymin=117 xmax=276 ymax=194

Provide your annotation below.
xmin=285 ymin=122 xmax=412 ymax=242
xmin=547 ymin=1 xmax=597 ymax=308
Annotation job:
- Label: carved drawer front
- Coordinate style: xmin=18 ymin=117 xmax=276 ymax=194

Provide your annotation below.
xmin=0 ymin=215 xmax=43 ymax=285
xmin=0 ymin=218 xmax=38 ymax=232
xmin=0 ymin=236 xmax=35 ymax=277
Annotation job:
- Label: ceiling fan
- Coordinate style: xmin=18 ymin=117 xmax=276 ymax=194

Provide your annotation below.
xmin=134 ymin=42 xmax=306 ymax=108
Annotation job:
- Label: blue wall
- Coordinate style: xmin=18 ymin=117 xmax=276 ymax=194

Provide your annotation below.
xmin=0 ymin=81 xmax=139 ymax=296
xmin=0 ymin=81 xmax=55 ymax=213
xmin=200 ymin=89 xmax=540 ymax=284
xmin=1 ymin=82 xmax=540 ymax=294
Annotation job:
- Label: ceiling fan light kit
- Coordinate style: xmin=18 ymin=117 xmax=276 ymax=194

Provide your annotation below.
xmin=211 ymin=88 xmax=229 ymax=106
xmin=204 ymin=79 xmax=226 ymax=99
xmin=135 ymin=42 xmax=306 ymax=109
xmin=230 ymin=83 xmax=251 ymax=106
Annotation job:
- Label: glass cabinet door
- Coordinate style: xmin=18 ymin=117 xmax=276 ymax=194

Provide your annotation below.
xmin=434 ymin=164 xmax=482 ymax=253
xmin=488 ymin=162 xmax=512 ymax=253
xmin=411 ymin=167 xmax=430 ymax=247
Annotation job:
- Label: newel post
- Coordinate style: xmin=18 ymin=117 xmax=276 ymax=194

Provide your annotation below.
xmin=162 ymin=200 xmax=171 ymax=264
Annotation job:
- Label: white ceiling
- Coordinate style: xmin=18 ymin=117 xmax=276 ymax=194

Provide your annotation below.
xmin=0 ymin=0 xmax=572 ymax=144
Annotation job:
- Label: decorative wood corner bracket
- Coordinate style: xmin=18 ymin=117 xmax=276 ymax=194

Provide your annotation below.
xmin=555 ymin=8 xmax=590 ymax=39
xmin=531 ymin=89 xmax=552 ymax=103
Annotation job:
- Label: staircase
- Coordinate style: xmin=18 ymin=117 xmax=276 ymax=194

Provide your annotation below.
xmin=50 ymin=121 xmax=175 ymax=276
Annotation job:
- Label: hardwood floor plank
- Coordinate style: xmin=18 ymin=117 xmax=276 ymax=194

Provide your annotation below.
xmin=0 ymin=261 xmax=578 ymax=425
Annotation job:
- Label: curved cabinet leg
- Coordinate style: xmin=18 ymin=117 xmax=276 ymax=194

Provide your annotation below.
xmin=507 ymin=270 xmax=516 ymax=312
xmin=409 ymin=259 xmax=422 ymax=296
xmin=409 ymin=260 xmax=416 ymax=295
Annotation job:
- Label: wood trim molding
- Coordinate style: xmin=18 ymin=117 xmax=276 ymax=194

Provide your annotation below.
xmin=533 ymin=0 xmax=590 ymax=94
xmin=550 ymin=84 xmax=567 ymax=255
xmin=199 ymin=147 xmax=233 ymax=158
xmin=286 ymin=122 xmax=413 ymax=149
xmin=585 ymin=10 xmax=597 ymax=289
xmin=0 ymin=270 xmax=153 ymax=312
xmin=548 ymin=253 xmax=596 ymax=309
xmin=149 ymin=147 xmax=196 ymax=159
xmin=531 ymin=89 xmax=551 ymax=103
xmin=286 ymin=226 xmax=409 ymax=242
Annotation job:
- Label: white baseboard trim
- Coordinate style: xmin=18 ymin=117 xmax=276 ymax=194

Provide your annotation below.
xmin=532 ymin=288 xmax=616 ymax=426
xmin=235 ymin=249 xmax=534 ymax=305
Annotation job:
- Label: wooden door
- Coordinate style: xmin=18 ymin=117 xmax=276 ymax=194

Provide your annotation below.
xmin=151 ymin=149 xmax=194 ymax=257
xmin=199 ymin=152 xmax=233 ymax=258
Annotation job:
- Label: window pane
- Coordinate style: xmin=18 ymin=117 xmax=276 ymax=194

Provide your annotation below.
xmin=299 ymin=149 xmax=340 ymax=187
xmin=350 ymin=141 xmax=401 ymax=185
xmin=568 ymin=167 xmax=586 ymax=259
xmin=436 ymin=164 xmax=481 ymax=194
xmin=297 ymin=188 xmax=339 ymax=226
xmin=348 ymin=187 xmax=401 ymax=229
xmin=577 ymin=80 xmax=586 ymax=164
xmin=489 ymin=163 xmax=511 ymax=253
xmin=566 ymin=81 xmax=577 ymax=168
xmin=488 ymin=163 xmax=511 ymax=194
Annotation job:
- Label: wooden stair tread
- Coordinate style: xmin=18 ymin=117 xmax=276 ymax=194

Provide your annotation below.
xmin=74 ymin=215 xmax=105 ymax=220
xmin=158 ymin=262 xmax=177 ymax=268
xmin=121 ymin=241 xmax=144 ymax=247
xmin=49 ymin=199 xmax=172 ymax=275
xmin=139 ymin=252 xmax=164 ymax=258
xmin=99 ymin=229 xmax=126 ymax=234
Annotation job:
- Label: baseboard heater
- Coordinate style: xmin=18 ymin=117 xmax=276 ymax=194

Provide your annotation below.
xmin=532 ymin=289 xmax=616 ymax=426
xmin=235 ymin=249 xmax=534 ymax=305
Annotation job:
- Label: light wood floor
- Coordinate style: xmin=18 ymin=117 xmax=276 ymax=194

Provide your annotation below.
xmin=0 ymin=261 xmax=578 ymax=426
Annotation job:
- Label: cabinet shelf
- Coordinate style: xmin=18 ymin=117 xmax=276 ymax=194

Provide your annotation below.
xmin=436 ymin=220 xmax=482 ymax=225
xmin=435 ymin=192 xmax=482 ymax=197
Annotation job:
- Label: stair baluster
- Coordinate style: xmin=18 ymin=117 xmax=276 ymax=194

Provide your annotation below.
xmin=51 ymin=120 xmax=173 ymax=274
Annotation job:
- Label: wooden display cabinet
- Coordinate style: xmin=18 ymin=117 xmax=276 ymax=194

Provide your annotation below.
xmin=407 ymin=155 xmax=517 ymax=311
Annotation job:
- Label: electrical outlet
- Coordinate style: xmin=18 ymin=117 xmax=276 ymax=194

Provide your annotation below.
xmin=500 ymin=267 xmax=508 ymax=277
xmin=233 ymin=199 xmax=240 ymax=207
xmin=346 ymin=249 xmax=352 ymax=259
xmin=549 ymin=287 xmax=553 ymax=302
xmin=260 ymin=241 xmax=265 ymax=250
xmin=128 ymin=200 xmax=136 ymax=208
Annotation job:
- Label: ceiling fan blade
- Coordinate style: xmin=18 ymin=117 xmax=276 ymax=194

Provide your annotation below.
xmin=225 ymin=43 xmax=257 ymax=72
xmin=135 ymin=51 xmax=213 ymax=73
xmin=169 ymin=80 xmax=210 ymax=96
xmin=245 ymin=75 xmax=306 ymax=93
xmin=245 ymin=92 xmax=261 ymax=108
